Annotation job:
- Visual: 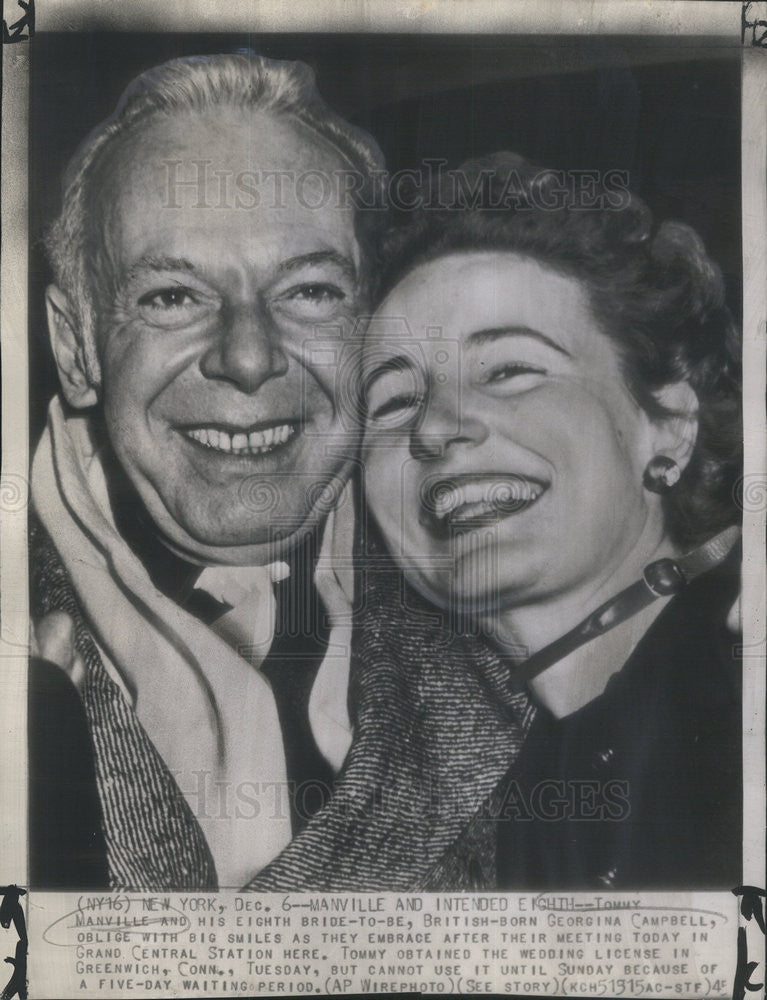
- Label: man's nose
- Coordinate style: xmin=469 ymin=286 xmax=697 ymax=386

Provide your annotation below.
xmin=199 ymin=303 xmax=289 ymax=392
xmin=409 ymin=392 xmax=488 ymax=461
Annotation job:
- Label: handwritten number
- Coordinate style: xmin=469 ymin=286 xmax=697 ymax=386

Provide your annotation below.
xmin=742 ymin=2 xmax=767 ymax=46
xmin=733 ymin=886 xmax=767 ymax=935
xmin=732 ymin=886 xmax=767 ymax=1000
xmin=733 ymin=928 xmax=763 ymax=999
xmin=1 ymin=0 xmax=34 ymax=44
xmin=0 ymin=887 xmax=26 ymax=1000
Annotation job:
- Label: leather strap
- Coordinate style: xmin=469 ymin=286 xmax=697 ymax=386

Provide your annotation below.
xmin=509 ymin=525 xmax=740 ymax=689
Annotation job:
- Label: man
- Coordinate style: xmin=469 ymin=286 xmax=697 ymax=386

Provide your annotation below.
xmin=30 ymin=53 xmax=533 ymax=892
xmin=31 ymin=52 xmax=381 ymax=890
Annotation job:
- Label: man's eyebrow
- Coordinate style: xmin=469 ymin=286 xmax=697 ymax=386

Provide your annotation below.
xmin=124 ymin=251 xmax=358 ymax=284
xmin=466 ymin=325 xmax=572 ymax=357
xmin=278 ymin=250 xmax=358 ymax=282
xmin=125 ymin=255 xmax=197 ymax=281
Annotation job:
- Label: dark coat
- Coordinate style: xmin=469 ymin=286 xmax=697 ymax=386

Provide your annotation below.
xmin=492 ymin=546 xmax=742 ymax=890
xmin=29 ymin=514 xmax=217 ymax=890
xmin=28 ymin=657 xmax=109 ymax=888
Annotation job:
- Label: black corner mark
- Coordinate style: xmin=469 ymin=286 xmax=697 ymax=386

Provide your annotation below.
xmin=742 ymin=1 xmax=767 ymax=45
xmin=0 ymin=887 xmax=26 ymax=1000
xmin=1 ymin=0 xmax=34 ymax=43
xmin=734 ymin=885 xmax=767 ymax=934
xmin=732 ymin=886 xmax=766 ymax=1000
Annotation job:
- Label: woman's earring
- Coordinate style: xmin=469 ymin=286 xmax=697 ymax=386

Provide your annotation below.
xmin=643 ymin=455 xmax=681 ymax=493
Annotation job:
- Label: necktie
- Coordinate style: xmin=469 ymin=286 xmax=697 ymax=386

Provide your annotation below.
xmin=259 ymin=571 xmax=336 ymax=833
xmin=194 ymin=562 xmax=291 ymax=668
xmin=195 ymin=553 xmax=336 ymax=833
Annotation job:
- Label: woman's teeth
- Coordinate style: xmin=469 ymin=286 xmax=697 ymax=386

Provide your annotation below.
xmin=430 ymin=478 xmax=545 ymax=524
xmin=185 ymin=423 xmax=295 ymax=455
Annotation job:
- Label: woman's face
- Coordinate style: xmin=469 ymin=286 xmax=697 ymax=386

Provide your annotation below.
xmin=362 ymin=252 xmax=670 ymax=614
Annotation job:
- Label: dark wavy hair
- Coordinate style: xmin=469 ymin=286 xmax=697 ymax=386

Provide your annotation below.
xmin=378 ymin=152 xmax=741 ymax=550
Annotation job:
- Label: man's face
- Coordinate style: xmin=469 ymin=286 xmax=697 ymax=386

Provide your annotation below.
xmin=88 ymin=109 xmax=363 ymax=561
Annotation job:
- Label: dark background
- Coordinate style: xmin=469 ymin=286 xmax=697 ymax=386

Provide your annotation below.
xmin=29 ymin=32 xmax=742 ymax=443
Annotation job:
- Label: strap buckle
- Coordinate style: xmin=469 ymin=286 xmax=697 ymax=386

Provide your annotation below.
xmin=643 ymin=557 xmax=687 ymax=597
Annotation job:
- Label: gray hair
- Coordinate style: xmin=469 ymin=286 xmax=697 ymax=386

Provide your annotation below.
xmin=46 ymin=53 xmax=386 ymax=387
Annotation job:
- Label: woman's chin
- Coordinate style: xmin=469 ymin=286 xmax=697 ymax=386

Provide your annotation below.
xmin=404 ymin=571 xmax=524 ymax=618
xmin=398 ymin=531 xmax=552 ymax=615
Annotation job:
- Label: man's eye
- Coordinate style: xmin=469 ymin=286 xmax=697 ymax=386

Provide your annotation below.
xmin=137 ymin=286 xmax=213 ymax=328
xmin=274 ymin=282 xmax=348 ymax=321
xmin=289 ymin=283 xmax=345 ymax=303
xmin=139 ymin=287 xmax=198 ymax=310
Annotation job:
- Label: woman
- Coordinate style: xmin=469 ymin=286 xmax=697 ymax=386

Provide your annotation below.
xmin=361 ymin=153 xmax=742 ymax=889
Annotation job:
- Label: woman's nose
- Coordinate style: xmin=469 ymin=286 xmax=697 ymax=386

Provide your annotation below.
xmin=199 ymin=303 xmax=289 ymax=392
xmin=409 ymin=393 xmax=489 ymax=461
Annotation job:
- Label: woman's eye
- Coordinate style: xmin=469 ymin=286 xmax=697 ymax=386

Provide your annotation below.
xmin=368 ymin=392 xmax=425 ymax=424
xmin=480 ymin=362 xmax=546 ymax=386
xmin=365 ymin=362 xmax=426 ymax=427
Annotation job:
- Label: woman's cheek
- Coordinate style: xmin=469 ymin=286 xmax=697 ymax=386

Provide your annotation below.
xmin=366 ymin=449 xmax=404 ymax=516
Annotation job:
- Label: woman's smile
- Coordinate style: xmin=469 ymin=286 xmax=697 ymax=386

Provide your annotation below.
xmin=419 ymin=473 xmax=550 ymax=536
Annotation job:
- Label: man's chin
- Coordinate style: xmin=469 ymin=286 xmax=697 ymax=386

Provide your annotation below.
xmin=124 ymin=481 xmax=310 ymax=562
xmin=137 ymin=459 xmax=354 ymax=564
xmin=163 ymin=512 xmax=318 ymax=565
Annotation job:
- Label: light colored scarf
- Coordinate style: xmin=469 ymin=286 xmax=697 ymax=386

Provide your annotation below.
xmin=32 ymin=397 xmax=354 ymax=888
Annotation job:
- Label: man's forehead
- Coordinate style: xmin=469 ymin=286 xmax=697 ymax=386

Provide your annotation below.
xmin=91 ymin=106 xmax=360 ymax=231
xmin=90 ymin=107 xmax=363 ymax=277
xmin=107 ymin=105 xmax=352 ymax=175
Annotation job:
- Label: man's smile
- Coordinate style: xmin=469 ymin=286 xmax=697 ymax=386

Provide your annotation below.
xmin=179 ymin=420 xmax=298 ymax=457
xmin=419 ymin=474 xmax=549 ymax=535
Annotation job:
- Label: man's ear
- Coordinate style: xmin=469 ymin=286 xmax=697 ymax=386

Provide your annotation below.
xmin=648 ymin=381 xmax=699 ymax=473
xmin=45 ymin=285 xmax=98 ymax=409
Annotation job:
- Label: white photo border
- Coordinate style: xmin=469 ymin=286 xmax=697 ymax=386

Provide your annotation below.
xmin=1 ymin=2 xmax=764 ymax=997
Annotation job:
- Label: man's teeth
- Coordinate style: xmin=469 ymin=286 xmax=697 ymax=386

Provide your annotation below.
xmin=186 ymin=424 xmax=294 ymax=455
xmin=432 ymin=479 xmax=543 ymax=520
